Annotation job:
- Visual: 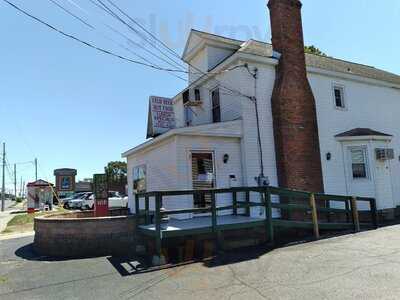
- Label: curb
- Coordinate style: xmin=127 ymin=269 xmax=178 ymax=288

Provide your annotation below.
xmin=0 ymin=231 xmax=35 ymax=241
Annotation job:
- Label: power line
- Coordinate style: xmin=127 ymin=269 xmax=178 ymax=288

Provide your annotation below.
xmin=92 ymin=0 xmax=187 ymax=71
xmin=98 ymin=0 xmax=252 ymax=99
xmin=104 ymin=0 xmax=185 ymax=64
xmin=48 ymin=0 xmax=94 ymax=29
xmin=2 ymin=0 xmax=190 ymax=74
xmin=88 ymin=0 xmax=245 ymax=101
xmin=61 ymin=0 xmax=188 ymax=82
xmin=91 ymin=0 xmax=187 ymax=72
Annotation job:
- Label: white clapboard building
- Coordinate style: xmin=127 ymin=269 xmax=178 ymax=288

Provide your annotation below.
xmin=123 ymin=1 xmax=400 ymax=219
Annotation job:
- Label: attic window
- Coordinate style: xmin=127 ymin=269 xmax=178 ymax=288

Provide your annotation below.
xmin=333 ymin=85 xmax=345 ymax=109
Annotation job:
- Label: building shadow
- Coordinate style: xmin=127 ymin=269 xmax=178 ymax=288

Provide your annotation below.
xmin=107 ymin=256 xmax=151 ymax=276
xmin=14 ymin=243 xmax=103 ymax=262
xmin=14 ymin=243 xmax=64 ymax=261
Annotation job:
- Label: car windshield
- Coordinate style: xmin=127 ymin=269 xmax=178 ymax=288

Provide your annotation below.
xmin=83 ymin=193 xmax=93 ymax=199
xmin=73 ymin=193 xmax=85 ymax=199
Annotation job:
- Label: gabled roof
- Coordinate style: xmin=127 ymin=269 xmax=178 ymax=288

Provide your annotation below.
xmin=182 ymin=29 xmax=243 ymax=60
xmin=185 ymin=29 xmax=400 ymax=86
xmin=335 ymin=128 xmax=392 ymax=138
xmin=27 ymin=180 xmax=54 ymax=187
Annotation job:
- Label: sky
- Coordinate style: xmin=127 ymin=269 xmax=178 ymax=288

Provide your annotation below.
xmin=1 ymin=0 xmax=399 ymax=193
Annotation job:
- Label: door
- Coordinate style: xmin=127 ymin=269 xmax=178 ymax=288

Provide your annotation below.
xmin=191 ymin=152 xmax=215 ymax=210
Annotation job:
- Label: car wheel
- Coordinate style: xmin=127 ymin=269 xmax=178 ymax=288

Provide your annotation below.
xmin=64 ymin=203 xmax=69 ymax=209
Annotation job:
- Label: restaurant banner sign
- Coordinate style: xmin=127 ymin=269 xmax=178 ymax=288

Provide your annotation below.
xmin=147 ymin=96 xmax=175 ymax=138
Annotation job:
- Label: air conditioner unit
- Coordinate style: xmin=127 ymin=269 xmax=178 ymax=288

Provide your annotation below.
xmin=375 ymin=148 xmax=394 ymax=160
xmin=182 ymin=88 xmax=203 ymax=107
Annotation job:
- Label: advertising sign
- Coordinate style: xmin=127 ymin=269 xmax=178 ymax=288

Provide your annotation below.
xmin=93 ymin=174 xmax=108 ymax=217
xmin=146 ymin=96 xmax=175 ymax=138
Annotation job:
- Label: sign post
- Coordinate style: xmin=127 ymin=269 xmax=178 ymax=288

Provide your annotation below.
xmin=93 ymin=174 xmax=108 ymax=217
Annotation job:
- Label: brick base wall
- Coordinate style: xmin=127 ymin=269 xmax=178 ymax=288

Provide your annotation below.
xmin=34 ymin=212 xmax=141 ymax=258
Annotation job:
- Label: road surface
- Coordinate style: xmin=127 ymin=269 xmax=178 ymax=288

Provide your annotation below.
xmin=1 ymin=226 xmax=400 ymax=299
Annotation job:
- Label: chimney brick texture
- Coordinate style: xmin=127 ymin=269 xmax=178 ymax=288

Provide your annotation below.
xmin=268 ymin=0 xmax=324 ymax=193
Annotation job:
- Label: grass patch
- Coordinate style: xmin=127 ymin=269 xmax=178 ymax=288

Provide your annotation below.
xmin=6 ymin=212 xmax=46 ymax=226
xmin=1 ymin=207 xmax=68 ymax=235
xmin=0 ymin=276 xmax=7 ymax=284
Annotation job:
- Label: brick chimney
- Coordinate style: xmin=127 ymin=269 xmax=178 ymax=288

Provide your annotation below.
xmin=268 ymin=0 xmax=324 ymax=193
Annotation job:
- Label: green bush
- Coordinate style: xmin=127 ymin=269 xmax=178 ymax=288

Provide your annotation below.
xmin=15 ymin=197 xmax=23 ymax=203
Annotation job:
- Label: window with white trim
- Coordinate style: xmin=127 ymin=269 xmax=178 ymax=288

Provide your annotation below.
xmin=333 ymin=85 xmax=345 ymax=109
xmin=182 ymin=90 xmax=193 ymax=126
xmin=133 ymin=165 xmax=146 ymax=193
xmin=350 ymin=147 xmax=368 ymax=179
xmin=211 ymin=88 xmax=221 ymax=123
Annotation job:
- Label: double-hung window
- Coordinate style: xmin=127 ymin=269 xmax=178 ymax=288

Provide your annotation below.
xmin=350 ymin=147 xmax=368 ymax=179
xmin=333 ymin=85 xmax=346 ymax=109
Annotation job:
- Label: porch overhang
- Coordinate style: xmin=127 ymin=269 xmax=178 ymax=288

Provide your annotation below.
xmin=335 ymin=128 xmax=393 ymax=142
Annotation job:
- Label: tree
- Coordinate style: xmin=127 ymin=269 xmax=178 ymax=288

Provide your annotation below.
xmin=304 ymin=45 xmax=327 ymax=57
xmin=104 ymin=161 xmax=127 ymax=194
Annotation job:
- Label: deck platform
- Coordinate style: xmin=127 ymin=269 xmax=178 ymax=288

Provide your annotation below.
xmin=138 ymin=215 xmax=265 ymax=238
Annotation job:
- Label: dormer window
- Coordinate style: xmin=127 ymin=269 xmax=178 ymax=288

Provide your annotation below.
xmin=333 ymin=85 xmax=345 ymax=109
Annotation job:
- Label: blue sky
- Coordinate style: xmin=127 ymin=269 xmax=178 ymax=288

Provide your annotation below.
xmin=1 ymin=0 xmax=399 ymax=192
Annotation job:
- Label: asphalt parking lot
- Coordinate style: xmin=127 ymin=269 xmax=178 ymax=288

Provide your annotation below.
xmin=2 ymin=226 xmax=400 ymax=300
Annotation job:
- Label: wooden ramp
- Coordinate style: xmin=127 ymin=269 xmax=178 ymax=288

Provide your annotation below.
xmin=139 ymin=215 xmax=265 ymax=238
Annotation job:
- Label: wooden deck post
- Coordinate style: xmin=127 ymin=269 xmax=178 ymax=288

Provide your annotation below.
xmin=264 ymin=190 xmax=274 ymax=244
xmin=370 ymin=198 xmax=378 ymax=229
xmin=245 ymin=191 xmax=250 ymax=216
xmin=351 ymin=197 xmax=360 ymax=232
xmin=145 ymin=195 xmax=150 ymax=224
xmin=155 ymin=192 xmax=162 ymax=259
xmin=345 ymin=200 xmax=350 ymax=223
xmin=135 ymin=194 xmax=139 ymax=216
xmin=326 ymin=199 xmax=331 ymax=223
xmin=211 ymin=191 xmax=220 ymax=251
xmin=233 ymin=191 xmax=237 ymax=216
xmin=309 ymin=193 xmax=320 ymax=239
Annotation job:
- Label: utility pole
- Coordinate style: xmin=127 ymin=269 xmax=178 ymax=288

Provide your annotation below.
xmin=34 ymin=158 xmax=38 ymax=181
xmin=14 ymin=163 xmax=17 ymax=199
xmin=20 ymin=177 xmax=23 ymax=197
xmin=1 ymin=142 xmax=5 ymax=212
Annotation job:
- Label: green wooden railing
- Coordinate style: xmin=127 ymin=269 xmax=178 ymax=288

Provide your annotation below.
xmin=135 ymin=186 xmax=378 ymax=257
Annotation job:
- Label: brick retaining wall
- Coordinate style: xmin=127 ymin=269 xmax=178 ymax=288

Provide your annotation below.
xmin=34 ymin=212 xmax=140 ymax=258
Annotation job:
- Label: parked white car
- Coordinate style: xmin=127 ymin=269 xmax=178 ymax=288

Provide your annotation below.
xmin=81 ymin=191 xmax=128 ymax=210
xmin=63 ymin=192 xmax=91 ymax=209
xmin=81 ymin=193 xmax=95 ymax=210
xmin=108 ymin=191 xmax=128 ymax=208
